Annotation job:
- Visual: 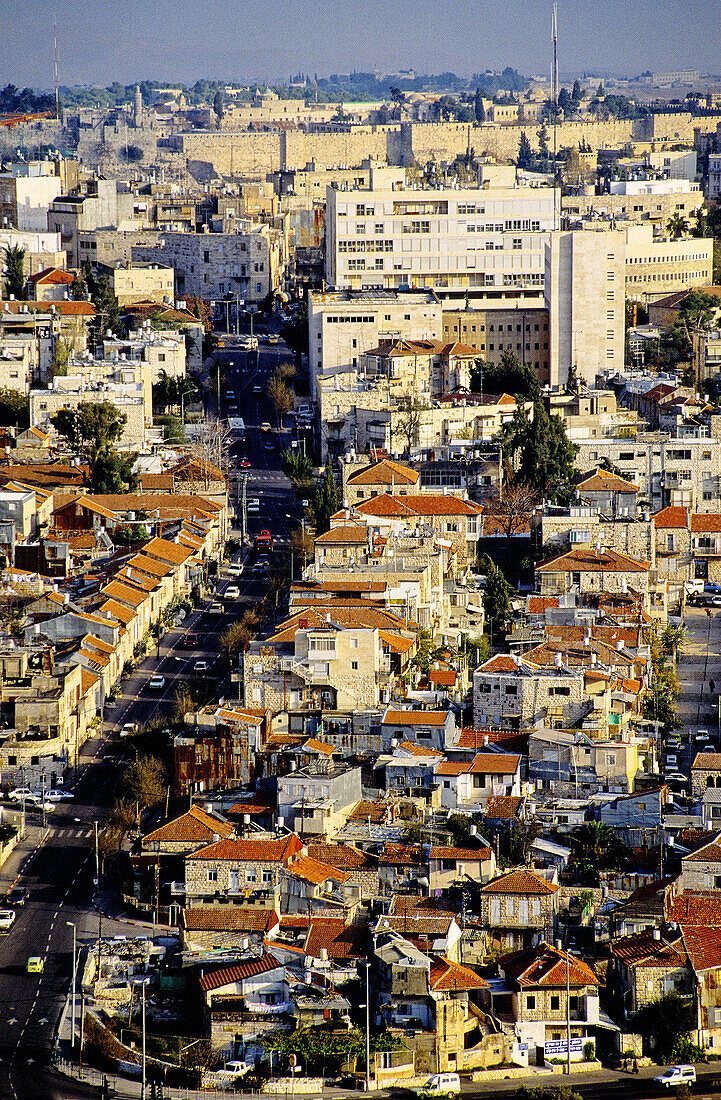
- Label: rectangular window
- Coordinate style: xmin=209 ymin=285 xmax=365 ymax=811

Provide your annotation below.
xmin=527 ymin=995 xmax=536 ymax=1010
xmin=207 ymin=869 xmax=218 ymax=883
xmin=551 ymin=995 xmax=560 ymax=1011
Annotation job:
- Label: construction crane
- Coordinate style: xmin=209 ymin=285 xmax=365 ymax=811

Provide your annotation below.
xmin=0 ymin=112 xmax=52 ymax=129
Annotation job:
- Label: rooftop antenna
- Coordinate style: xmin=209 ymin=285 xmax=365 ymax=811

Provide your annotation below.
xmin=53 ymin=20 xmax=60 ymax=121
xmin=552 ymin=0 xmax=559 ymax=230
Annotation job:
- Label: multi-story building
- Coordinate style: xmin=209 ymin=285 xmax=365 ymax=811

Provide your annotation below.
xmin=545 ymin=227 xmax=626 ymax=387
xmin=442 ymin=305 xmax=550 ymax=383
xmin=277 ymin=762 xmax=362 ymax=838
xmin=308 ymin=287 xmax=442 ymax=399
xmin=132 ymin=222 xmax=284 ymax=304
xmin=29 ymin=372 xmax=147 ymax=449
xmin=184 ymin=832 xmax=304 ymax=905
xmin=624 ymin=223 xmax=714 ymax=306
xmin=325 ymin=165 xmax=558 ymax=301
xmin=709 ymin=154 xmax=721 ymax=202
xmin=110 ymin=263 xmax=175 ymax=306
xmin=0 ymin=163 xmax=63 ymax=232
xmin=573 ymin=434 xmax=721 ymax=512
xmin=477 ymin=869 xmax=559 ymax=951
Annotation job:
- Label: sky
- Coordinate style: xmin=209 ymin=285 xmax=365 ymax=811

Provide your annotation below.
xmin=2 ymin=0 xmax=717 ymax=89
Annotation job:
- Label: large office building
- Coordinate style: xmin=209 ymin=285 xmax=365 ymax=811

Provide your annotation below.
xmin=324 ymin=165 xmax=559 ymax=305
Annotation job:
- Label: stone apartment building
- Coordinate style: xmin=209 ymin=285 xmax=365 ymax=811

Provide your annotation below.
xmin=528 ymin=728 xmax=648 ymax=796
xmin=436 ymin=753 xmax=522 ymax=811
xmin=442 ymin=305 xmax=550 ymax=383
xmin=244 ymin=603 xmax=413 ymax=714
xmin=691 ymin=755 xmax=721 ymax=798
xmin=477 ymin=869 xmax=559 ymax=951
xmin=184 ymin=832 xmax=305 ymax=905
xmin=352 ymin=493 xmax=482 ymax=567
xmin=573 ymin=435 xmax=721 ymax=512
xmin=535 ymin=547 xmax=651 ymax=602
xmin=324 ymin=165 xmax=557 ymax=297
xmin=277 ymin=762 xmax=362 ymax=838
xmin=132 ymin=222 xmax=284 ymax=304
xmin=473 ymin=653 xmax=589 ymax=730
xmin=495 ymin=941 xmax=600 ymax=1066
xmin=30 ymin=373 xmax=147 ymax=449
xmin=308 ymin=287 xmax=442 ymax=399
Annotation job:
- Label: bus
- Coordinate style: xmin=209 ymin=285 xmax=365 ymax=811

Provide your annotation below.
xmin=228 ymin=416 xmax=246 ymax=442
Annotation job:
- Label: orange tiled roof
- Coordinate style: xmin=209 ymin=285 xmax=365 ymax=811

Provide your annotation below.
xmin=286 ymin=855 xmax=350 ymax=886
xmin=652 ymin=506 xmax=688 ymax=529
xmin=190 ymin=833 xmax=303 ymax=863
xmin=382 ymin=709 xmax=449 ymax=726
xmin=469 ymin=752 xmax=521 ymax=775
xmin=501 ymin=940 xmax=598 ymax=987
xmin=199 ymin=953 xmax=282 ymax=991
xmin=480 ymin=869 xmax=558 ymax=896
xmin=305 ymin=917 xmax=367 ymax=960
xmin=691 ymin=514 xmax=721 ymax=533
xmin=143 ymin=805 xmax=234 ymax=846
xmin=485 ymin=795 xmax=524 ymax=820
xmin=578 ymin=469 xmax=639 ymax=493
xmin=307 ymin=843 xmax=377 ymax=871
xmin=536 ymin=547 xmax=650 ymax=572
xmin=183 ymin=907 xmax=279 ymax=933
xmin=610 ymin=928 xmax=687 ymax=968
xmin=429 ymin=955 xmax=488 ymax=991
xmin=347 ymin=459 xmax=419 ymax=486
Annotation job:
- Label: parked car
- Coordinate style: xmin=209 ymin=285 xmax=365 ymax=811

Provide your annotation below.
xmin=666 ymin=753 xmax=679 ymax=769
xmin=224 ymin=586 xmax=241 ymax=600
xmin=665 ymin=772 xmax=689 ymax=787
xmin=8 ymin=788 xmax=34 ymax=803
xmin=120 ymin=723 xmax=138 ymax=738
xmin=180 ymin=631 xmax=199 ymax=648
xmin=0 ymin=909 xmax=16 ymax=931
xmin=224 ymin=1061 xmax=250 ymax=1077
xmin=44 ymin=789 xmax=74 ymax=803
xmin=415 ymin=1073 xmax=461 ymax=1098
xmin=208 ymin=602 xmax=224 ymax=614
xmin=193 ymin=659 xmax=210 ymax=674
xmin=227 ymin=564 xmax=243 ymax=578
xmin=705 ymin=583 xmax=721 ymax=594
xmin=27 ymin=797 xmax=55 ymax=813
xmin=6 ymin=886 xmax=28 ymax=906
xmin=267 ymin=333 xmax=280 ymax=345
xmin=260 ymin=421 xmax=272 ymax=432
xmin=654 ymin=1066 xmax=696 ymax=1088
xmin=147 ymin=675 xmax=166 ymax=691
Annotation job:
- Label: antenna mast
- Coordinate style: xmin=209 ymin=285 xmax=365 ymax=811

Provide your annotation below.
xmin=552 ymin=0 xmax=559 ymax=228
xmin=53 ymin=20 xmax=60 ymax=121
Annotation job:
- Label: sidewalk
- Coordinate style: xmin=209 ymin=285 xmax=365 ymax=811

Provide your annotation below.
xmin=677 ymin=606 xmax=721 ymax=733
xmin=0 ymin=816 xmax=49 ymax=894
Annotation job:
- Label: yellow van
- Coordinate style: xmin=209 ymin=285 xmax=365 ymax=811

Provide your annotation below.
xmin=26 ymin=956 xmax=44 ymax=973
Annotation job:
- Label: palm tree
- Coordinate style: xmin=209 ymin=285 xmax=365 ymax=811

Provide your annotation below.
xmin=667 ymin=212 xmax=689 ymax=240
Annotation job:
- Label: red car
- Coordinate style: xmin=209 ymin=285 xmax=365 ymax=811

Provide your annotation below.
xmin=238 ymin=458 xmax=251 ymax=468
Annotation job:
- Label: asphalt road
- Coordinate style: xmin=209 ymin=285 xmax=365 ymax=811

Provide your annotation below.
xmin=0 ymin=333 xmax=309 ymax=1098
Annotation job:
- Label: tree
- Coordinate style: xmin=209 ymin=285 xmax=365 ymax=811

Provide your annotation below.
xmin=482 ymin=557 xmax=510 ymax=639
xmin=389 ymin=86 xmax=405 ymax=119
xmin=571 ymin=79 xmax=582 ymax=105
xmin=89 ymin=448 xmax=139 ymax=493
xmin=472 ymin=349 xmax=541 ymax=404
xmin=496 ymin=401 xmax=578 ymax=496
xmin=667 ymin=211 xmax=689 ymax=240
xmin=219 ymin=610 xmax=260 ymax=661
xmin=486 ymin=484 xmax=541 ymax=539
xmin=537 ymin=123 xmax=550 ymax=161
xmin=474 ymin=87 xmax=486 ymax=123
xmin=517 ymin=131 xmax=533 ymax=169
xmin=213 ymin=89 xmax=225 ymax=127
xmin=281 ymin=446 xmax=314 ymax=483
xmin=312 ymin=458 xmax=339 ymax=534
xmin=572 ymin=822 xmax=627 ymax=873
xmin=121 ymin=755 xmax=165 ymax=821
xmin=596 ymin=82 xmax=605 ymax=97
xmin=393 ymin=394 xmax=424 ymax=454
xmin=0 ymin=388 xmax=29 ymax=430
xmin=3 ymin=245 xmax=26 ymax=300
xmin=634 ymin=993 xmax=696 ymax=1063
xmin=51 ymin=400 xmax=127 ymax=452
xmin=558 ymin=87 xmax=572 ymax=116
xmin=87 ymin=269 xmax=121 ymax=346
xmin=267 ymin=370 xmax=294 ymax=424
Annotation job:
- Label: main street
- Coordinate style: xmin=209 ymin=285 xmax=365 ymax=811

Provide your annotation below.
xmin=0 ymin=329 xmax=306 ymax=1098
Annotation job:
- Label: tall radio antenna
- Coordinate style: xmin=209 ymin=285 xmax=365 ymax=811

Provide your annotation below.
xmin=53 ymin=20 xmax=60 ymax=121
xmin=552 ymin=0 xmax=559 ymax=228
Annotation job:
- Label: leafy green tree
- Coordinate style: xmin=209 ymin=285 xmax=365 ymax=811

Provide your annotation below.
xmin=472 ymin=349 xmax=541 ymax=403
xmin=87 ymin=269 xmax=121 ymax=346
xmin=517 ymin=131 xmax=533 ymax=169
xmin=281 ymin=446 xmax=314 ymax=483
xmin=312 ymin=458 xmax=339 ymax=534
xmin=474 ymin=88 xmax=486 ymax=123
xmin=122 ymin=755 xmax=165 ymax=821
xmin=667 ymin=211 xmax=689 ymax=240
xmin=496 ymin=400 xmax=577 ymax=495
xmin=3 ymin=245 xmax=26 ymax=300
xmin=220 ymin=610 xmax=259 ymax=661
xmin=571 ymin=79 xmax=582 ymax=105
xmin=572 ymin=822 xmax=627 ymax=874
xmin=634 ymin=993 xmax=696 ymax=1064
xmin=213 ymin=89 xmax=225 ymax=127
xmin=482 ymin=557 xmax=510 ymax=640
xmin=90 ymin=448 xmax=139 ymax=493
xmin=0 ymin=388 xmax=29 ymax=430
xmin=537 ymin=123 xmax=550 ymax=161
xmin=51 ymin=400 xmax=138 ymax=493
xmin=393 ymin=394 xmax=425 ymax=453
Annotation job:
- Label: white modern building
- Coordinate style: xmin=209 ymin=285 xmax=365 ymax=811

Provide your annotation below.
xmin=324 ymin=165 xmax=559 ymax=302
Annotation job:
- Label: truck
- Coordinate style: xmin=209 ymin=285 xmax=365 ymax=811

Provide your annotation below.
xmin=254 ymin=529 xmax=274 ymax=553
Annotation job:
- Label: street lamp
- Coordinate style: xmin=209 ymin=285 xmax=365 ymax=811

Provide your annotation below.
xmin=139 ymin=977 xmax=150 ymax=1100
xmin=66 ymin=920 xmax=77 ymax=1050
xmin=358 ymin=960 xmax=371 ymax=1092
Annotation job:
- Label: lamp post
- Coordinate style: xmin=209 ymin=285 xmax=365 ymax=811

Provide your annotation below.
xmin=66 ymin=920 xmax=77 ymax=1050
xmin=363 ymin=960 xmax=371 ymax=1093
xmin=140 ymin=978 xmax=149 ymax=1100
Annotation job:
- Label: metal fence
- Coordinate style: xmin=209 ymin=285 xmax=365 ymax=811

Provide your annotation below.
xmin=53 ymin=1057 xmax=308 ymax=1100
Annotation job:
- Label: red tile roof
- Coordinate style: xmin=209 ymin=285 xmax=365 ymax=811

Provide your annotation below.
xmin=578 ymin=469 xmax=639 ymax=493
xmin=305 ymin=918 xmax=367 ymax=960
xmin=652 ymin=506 xmax=688 ymax=529
xmin=501 ymin=941 xmax=598 ymax=987
xmin=691 ymin=514 xmax=721 ymax=533
xmin=480 ymin=869 xmax=559 ymax=896
xmin=683 ymin=833 xmax=721 ymax=863
xmin=182 ymin=907 xmax=279 ymax=933
xmin=356 ymin=493 xmax=482 ymax=518
xmin=666 ymin=891 xmax=721 ymax=926
xmin=143 ymin=805 xmax=234 ymax=846
xmin=190 ymin=833 xmax=304 ymax=863
xmin=692 ymin=754 xmax=721 ymax=770
xmin=307 ymin=843 xmax=377 ymax=872
xmin=27 ymin=267 xmax=75 ymax=285
xmin=429 ymin=956 xmax=488 ymax=991
xmin=469 ymin=752 xmax=521 ymax=775
xmin=609 ymin=928 xmax=687 ymax=968
xmin=382 ymin=709 xmax=449 ymax=727
xmin=347 ymin=459 xmax=419 ymax=487
xmin=536 ymin=547 xmax=650 ymax=573
xmin=485 ymin=796 xmax=525 ymax=820
xmin=286 ymin=855 xmax=350 ymax=886
xmin=199 ymin=952 xmax=283 ymax=991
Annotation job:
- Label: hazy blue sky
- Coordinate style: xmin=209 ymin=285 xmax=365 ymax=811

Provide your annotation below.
xmin=4 ymin=0 xmax=716 ymax=88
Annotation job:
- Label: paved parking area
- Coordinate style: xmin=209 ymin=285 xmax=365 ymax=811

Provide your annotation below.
xmin=677 ymin=605 xmax=721 ymax=735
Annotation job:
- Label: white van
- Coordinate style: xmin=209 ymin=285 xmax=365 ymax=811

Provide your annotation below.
xmin=227 ymin=563 xmax=244 ymax=578
xmin=654 ymin=1065 xmax=696 ymax=1088
xmin=416 ymin=1072 xmax=461 ymax=1098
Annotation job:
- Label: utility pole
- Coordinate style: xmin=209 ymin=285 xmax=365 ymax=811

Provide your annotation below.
xmin=141 ymin=979 xmax=148 ymax=1100
xmin=365 ymin=960 xmax=371 ymax=1093
xmin=67 ymin=921 xmax=77 ymax=1049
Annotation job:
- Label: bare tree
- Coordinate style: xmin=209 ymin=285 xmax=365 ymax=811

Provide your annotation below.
xmin=393 ymin=395 xmax=424 ymax=454
xmin=266 ymin=370 xmax=294 ymax=424
xmin=486 ymin=483 xmax=541 ymax=539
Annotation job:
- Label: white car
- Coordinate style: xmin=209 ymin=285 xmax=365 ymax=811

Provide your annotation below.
xmin=148 ymin=675 xmax=166 ymax=691
xmin=224 ymin=586 xmax=240 ymax=600
xmin=654 ymin=1065 xmax=696 ymax=1088
xmin=0 ymin=909 xmax=16 ymax=932
xmin=224 ymin=1061 xmax=250 ymax=1077
xmin=44 ymin=789 xmax=74 ymax=803
xmin=260 ymin=421 xmax=272 ymax=432
xmin=27 ymin=796 xmax=55 ymax=813
xmin=8 ymin=788 xmax=34 ymax=802
xmin=227 ymin=563 xmax=244 ymax=578
xmin=193 ymin=659 xmax=210 ymax=674
xmin=120 ymin=723 xmax=138 ymax=738
xmin=416 ymin=1072 xmax=461 ymax=1098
